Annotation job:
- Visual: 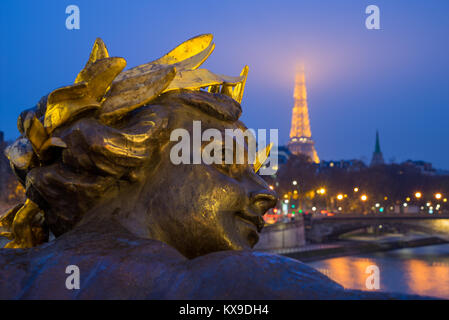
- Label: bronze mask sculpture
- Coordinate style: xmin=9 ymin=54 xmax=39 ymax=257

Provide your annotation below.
xmin=0 ymin=35 xmax=412 ymax=299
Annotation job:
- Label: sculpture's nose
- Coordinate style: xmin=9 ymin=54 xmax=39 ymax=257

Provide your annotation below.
xmin=250 ymin=189 xmax=277 ymax=216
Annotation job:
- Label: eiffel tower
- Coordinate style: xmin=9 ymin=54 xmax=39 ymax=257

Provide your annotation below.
xmin=287 ymin=67 xmax=320 ymax=163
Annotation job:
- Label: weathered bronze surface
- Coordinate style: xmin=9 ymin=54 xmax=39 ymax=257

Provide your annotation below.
xmin=0 ymin=35 xmax=418 ymax=299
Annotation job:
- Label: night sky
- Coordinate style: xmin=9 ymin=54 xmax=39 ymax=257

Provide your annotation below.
xmin=1 ymin=0 xmax=448 ymax=169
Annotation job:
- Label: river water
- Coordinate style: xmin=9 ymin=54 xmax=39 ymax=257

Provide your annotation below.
xmin=307 ymin=243 xmax=449 ymax=299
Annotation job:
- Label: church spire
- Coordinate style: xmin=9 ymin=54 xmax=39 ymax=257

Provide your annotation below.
xmin=370 ymin=130 xmax=385 ymax=166
xmin=374 ymin=130 xmax=381 ymax=153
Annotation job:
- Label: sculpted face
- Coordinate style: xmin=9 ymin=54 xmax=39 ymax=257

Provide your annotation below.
xmin=137 ymin=106 xmax=277 ymax=259
xmin=1 ymin=35 xmax=277 ymax=255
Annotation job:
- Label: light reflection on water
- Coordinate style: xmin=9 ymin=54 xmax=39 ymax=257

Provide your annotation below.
xmin=307 ymin=244 xmax=449 ymax=299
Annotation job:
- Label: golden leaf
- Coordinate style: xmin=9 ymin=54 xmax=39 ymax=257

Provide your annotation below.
xmin=254 ymin=143 xmax=273 ymax=173
xmin=45 ymin=57 xmax=126 ymax=133
xmin=100 ymin=66 xmax=176 ymax=123
xmin=75 ymin=38 xmax=110 ymax=83
xmin=163 ymin=68 xmax=246 ymax=92
xmin=114 ymin=34 xmax=214 ymax=82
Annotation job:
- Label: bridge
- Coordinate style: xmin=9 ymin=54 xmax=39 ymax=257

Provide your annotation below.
xmin=305 ymin=214 xmax=449 ymax=243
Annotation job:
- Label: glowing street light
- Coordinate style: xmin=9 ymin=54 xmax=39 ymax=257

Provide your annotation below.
xmin=406 ymin=197 xmax=411 ymax=202
xmin=337 ymin=194 xmax=344 ymax=200
xmin=269 ymin=185 xmax=274 ymax=190
xmin=435 ymin=193 xmax=442 ymax=200
xmin=361 ymin=195 xmax=368 ymax=201
xmin=354 ymin=187 xmax=359 ymax=192
xmin=317 ymin=188 xmax=326 ymax=195
xmin=415 ymin=192 xmax=422 ymax=199
xmin=292 ymin=180 xmax=298 ymax=186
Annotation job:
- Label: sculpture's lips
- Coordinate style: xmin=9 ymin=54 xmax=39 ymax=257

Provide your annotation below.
xmin=235 ymin=211 xmax=265 ymax=233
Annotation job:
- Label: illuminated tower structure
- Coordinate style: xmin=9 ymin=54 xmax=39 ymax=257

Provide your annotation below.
xmin=370 ymin=130 xmax=385 ymax=166
xmin=287 ymin=68 xmax=320 ymax=163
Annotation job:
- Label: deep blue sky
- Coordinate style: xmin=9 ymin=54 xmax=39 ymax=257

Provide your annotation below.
xmin=1 ymin=0 xmax=448 ymax=169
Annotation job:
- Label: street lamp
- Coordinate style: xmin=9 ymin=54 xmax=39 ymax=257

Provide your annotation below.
xmin=435 ymin=193 xmax=442 ymax=200
xmin=415 ymin=192 xmax=422 ymax=199
xmin=292 ymin=180 xmax=297 ymax=186
xmin=361 ymin=194 xmax=368 ymax=201
xmin=337 ymin=194 xmax=344 ymax=200
xmin=354 ymin=187 xmax=359 ymax=192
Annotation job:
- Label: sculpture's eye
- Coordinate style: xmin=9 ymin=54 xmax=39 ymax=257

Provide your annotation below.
xmin=211 ymin=146 xmax=246 ymax=178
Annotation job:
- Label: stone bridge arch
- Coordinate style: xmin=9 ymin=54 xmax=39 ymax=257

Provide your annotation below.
xmin=306 ymin=217 xmax=449 ymax=243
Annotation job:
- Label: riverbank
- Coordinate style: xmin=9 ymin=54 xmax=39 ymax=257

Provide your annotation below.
xmin=275 ymin=235 xmax=449 ymax=262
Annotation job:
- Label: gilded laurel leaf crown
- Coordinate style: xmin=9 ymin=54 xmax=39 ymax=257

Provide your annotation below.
xmin=6 ymin=34 xmax=249 ymax=170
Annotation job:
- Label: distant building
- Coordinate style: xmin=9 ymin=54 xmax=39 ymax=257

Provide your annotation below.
xmin=0 ymin=131 xmax=12 ymax=201
xmin=0 ymin=131 xmax=9 ymax=179
xmin=260 ymin=145 xmax=291 ymax=174
xmin=401 ymin=160 xmax=436 ymax=175
xmin=320 ymin=159 xmax=366 ymax=172
xmin=287 ymin=67 xmax=319 ymax=163
xmin=273 ymin=145 xmax=291 ymax=166
xmin=370 ymin=130 xmax=385 ymax=166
